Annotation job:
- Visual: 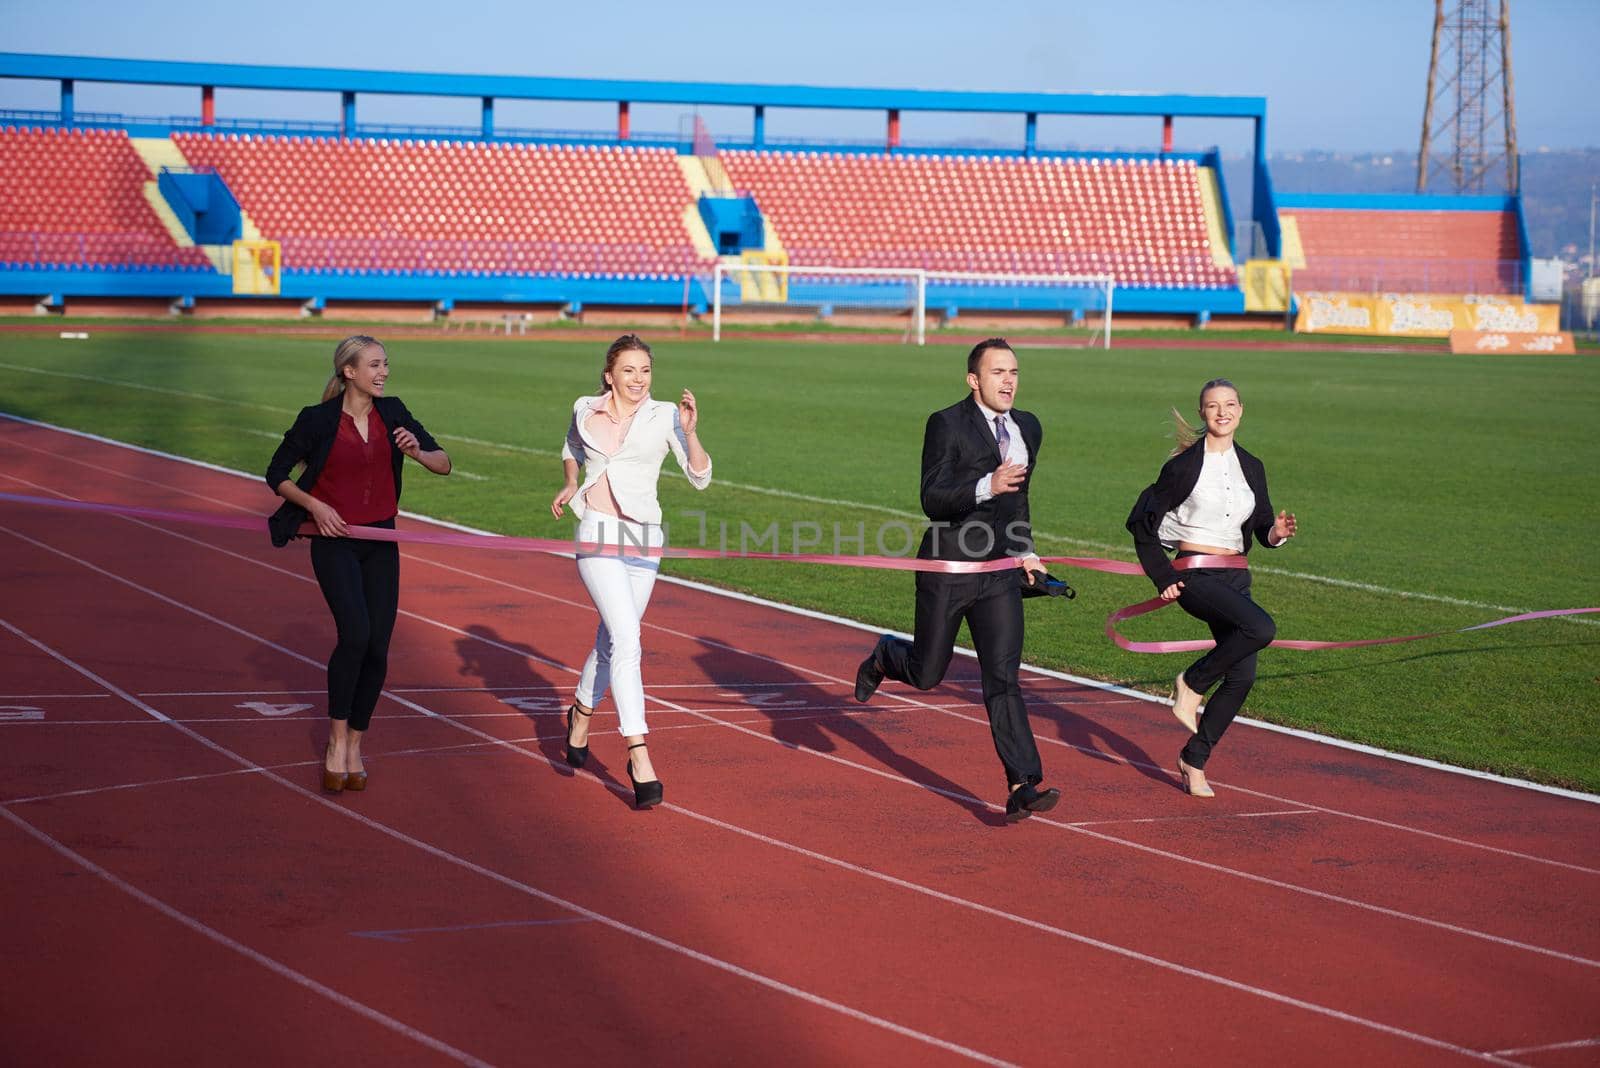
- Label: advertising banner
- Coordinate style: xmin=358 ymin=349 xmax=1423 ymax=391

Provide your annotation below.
xmin=1294 ymin=292 xmax=1559 ymax=337
xmin=1448 ymin=330 xmax=1577 ymax=355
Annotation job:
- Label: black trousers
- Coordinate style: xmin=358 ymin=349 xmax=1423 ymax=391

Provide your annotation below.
xmin=309 ymin=519 xmax=399 ymax=732
xmin=1174 ymin=557 xmax=1276 ymax=769
xmin=879 ymin=568 xmax=1044 ymax=788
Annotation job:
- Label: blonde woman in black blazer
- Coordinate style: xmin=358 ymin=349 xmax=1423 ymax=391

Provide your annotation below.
xmin=267 ymin=335 xmax=450 ymax=793
xmin=1126 ymin=378 xmax=1296 ymax=797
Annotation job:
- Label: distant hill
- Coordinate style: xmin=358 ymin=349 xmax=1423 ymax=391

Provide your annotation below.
xmin=1221 ymin=149 xmax=1598 ymax=265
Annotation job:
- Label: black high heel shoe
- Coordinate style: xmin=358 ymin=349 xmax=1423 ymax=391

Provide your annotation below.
xmin=564 ymin=703 xmax=593 ymax=768
xmin=627 ymin=742 xmax=663 ymax=809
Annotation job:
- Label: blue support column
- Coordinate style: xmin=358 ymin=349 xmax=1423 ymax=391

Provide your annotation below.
xmin=60 ymin=79 xmax=74 ymax=124
xmin=341 ymin=90 xmax=356 ymax=137
xmin=481 ymin=96 xmax=494 ymax=139
xmin=1249 ymin=115 xmax=1282 ymax=258
xmin=1024 ymin=112 xmax=1036 ymax=156
xmin=753 ymin=105 xmax=765 ymax=149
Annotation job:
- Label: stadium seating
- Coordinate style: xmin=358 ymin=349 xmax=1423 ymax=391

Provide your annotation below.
xmin=0 ymin=126 xmax=1250 ymax=294
xmin=1290 ymin=208 xmax=1521 ymax=293
xmin=720 ymin=150 xmax=1238 ymax=289
xmin=0 ymin=126 xmax=210 ymax=269
xmin=174 ymin=133 xmax=703 ymax=277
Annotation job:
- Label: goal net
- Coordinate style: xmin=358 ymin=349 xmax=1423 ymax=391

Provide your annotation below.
xmin=711 ymin=263 xmax=1113 ymax=347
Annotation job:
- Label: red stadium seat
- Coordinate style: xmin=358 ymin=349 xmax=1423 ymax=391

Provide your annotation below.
xmin=0 ymin=126 xmax=208 ymax=269
xmin=1290 ymin=208 xmax=1522 ymax=294
xmin=174 ymin=131 xmax=706 ymax=276
xmin=720 ymin=149 xmax=1237 ymax=289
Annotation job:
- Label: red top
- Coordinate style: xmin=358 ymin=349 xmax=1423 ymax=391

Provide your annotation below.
xmin=310 ymin=407 xmax=398 ymax=525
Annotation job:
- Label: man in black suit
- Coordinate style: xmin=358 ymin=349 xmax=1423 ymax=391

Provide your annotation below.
xmin=854 ymin=338 xmax=1061 ymax=821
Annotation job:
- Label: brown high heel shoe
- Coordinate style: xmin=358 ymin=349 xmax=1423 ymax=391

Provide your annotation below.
xmin=1177 ymin=757 xmax=1215 ymax=798
xmin=323 ymin=743 xmax=348 ymax=792
xmin=344 ymin=769 xmax=368 ymax=792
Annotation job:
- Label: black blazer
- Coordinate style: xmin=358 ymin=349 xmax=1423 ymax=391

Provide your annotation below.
xmin=264 ymin=395 xmax=440 ymax=547
xmin=1125 ymin=439 xmax=1278 ymax=591
xmin=917 ymin=395 xmax=1042 ymax=563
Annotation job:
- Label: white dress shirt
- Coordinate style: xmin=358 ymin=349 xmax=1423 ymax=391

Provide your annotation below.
xmin=1158 ymin=446 xmax=1255 ymax=551
xmin=561 ymin=394 xmax=711 ymax=524
xmin=972 ymin=399 xmax=1029 ymax=504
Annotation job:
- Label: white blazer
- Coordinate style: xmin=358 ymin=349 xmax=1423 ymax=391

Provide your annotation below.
xmin=562 ymin=394 xmax=712 ymax=524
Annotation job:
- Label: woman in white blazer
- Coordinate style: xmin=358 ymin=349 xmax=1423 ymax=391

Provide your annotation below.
xmin=550 ymin=334 xmax=712 ymax=807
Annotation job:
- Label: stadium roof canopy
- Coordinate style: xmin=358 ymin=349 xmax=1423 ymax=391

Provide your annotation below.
xmin=0 ymin=52 xmax=1266 ymax=120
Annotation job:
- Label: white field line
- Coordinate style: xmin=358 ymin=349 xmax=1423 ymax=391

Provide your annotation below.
xmin=0 ymin=610 xmax=1531 ymax=1067
xmin=0 ymin=615 xmax=1016 ymax=1068
xmin=1 ymin=400 xmax=1590 ymax=625
xmin=5 ymin=410 xmax=1597 ymax=805
xmin=17 ymin=495 xmax=1594 ymax=974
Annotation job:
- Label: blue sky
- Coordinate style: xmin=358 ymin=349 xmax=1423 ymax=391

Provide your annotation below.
xmin=2 ymin=0 xmax=1595 ymax=155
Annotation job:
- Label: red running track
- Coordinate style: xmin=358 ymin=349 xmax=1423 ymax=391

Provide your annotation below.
xmin=1 ymin=415 xmax=1597 ymax=1066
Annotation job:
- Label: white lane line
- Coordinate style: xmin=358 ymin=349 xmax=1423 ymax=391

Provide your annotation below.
xmin=658 ymin=619 xmax=1600 ymax=862
xmin=415 ymin=548 xmax=1600 ymax=873
xmin=0 ymin=693 xmax=110 ymax=700
xmin=15 ymin=514 xmax=1600 ymax=985
xmin=0 ymin=813 xmax=489 ymax=1065
xmin=0 ymin=711 xmax=881 ymax=807
xmin=627 ymin=688 xmax=1600 ymax=973
xmin=654 ymin=572 xmax=1600 ymax=803
xmin=4 ymin=404 xmax=1593 ymax=628
xmin=350 ymin=918 xmax=596 ymax=943
xmin=0 ymin=616 xmax=1014 ymax=1068
xmin=639 ymin=794 xmax=1527 ymax=1067
xmin=0 ymin=607 xmax=1530 ymax=1067
xmin=133 ymin=682 xmax=942 ymax=696
xmin=1064 ymin=809 xmax=1320 ymax=828
xmin=7 ymin=408 xmax=1596 ymax=805
xmin=1491 ymin=1036 xmax=1600 ymax=1056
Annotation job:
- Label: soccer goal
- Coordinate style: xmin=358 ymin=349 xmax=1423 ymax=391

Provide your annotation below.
xmin=710 ymin=263 xmax=1114 ymax=347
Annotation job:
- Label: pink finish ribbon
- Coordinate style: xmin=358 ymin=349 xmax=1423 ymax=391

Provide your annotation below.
xmin=3 ymin=491 xmax=1594 ymax=653
xmin=1106 ymin=554 xmax=1600 ymax=653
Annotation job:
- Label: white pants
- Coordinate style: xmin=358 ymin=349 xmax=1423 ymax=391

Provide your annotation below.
xmin=574 ymin=513 xmax=663 ymax=737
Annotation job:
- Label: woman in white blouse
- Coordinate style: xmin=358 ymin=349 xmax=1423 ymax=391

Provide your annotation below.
xmin=1125 ymin=379 xmax=1297 ymax=797
xmin=549 ymin=334 xmax=712 ymax=808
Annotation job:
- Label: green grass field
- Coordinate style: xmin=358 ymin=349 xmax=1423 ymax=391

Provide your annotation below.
xmin=2 ymin=328 xmax=1597 ymax=790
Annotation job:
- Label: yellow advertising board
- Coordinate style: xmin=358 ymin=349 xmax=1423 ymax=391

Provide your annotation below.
xmin=232 ymin=240 xmax=281 ymax=296
xmin=1448 ymin=330 xmax=1577 ymax=355
xmin=1294 ymin=292 xmax=1559 ymax=337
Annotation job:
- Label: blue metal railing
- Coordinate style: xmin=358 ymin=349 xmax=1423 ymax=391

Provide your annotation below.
xmin=3 ymin=108 xmax=1211 ymax=160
